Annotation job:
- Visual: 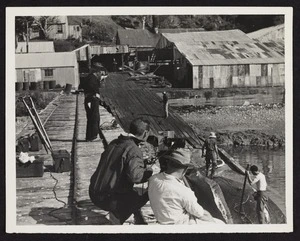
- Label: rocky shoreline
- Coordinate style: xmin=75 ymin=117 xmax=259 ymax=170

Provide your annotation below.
xmin=173 ymin=103 xmax=285 ymax=147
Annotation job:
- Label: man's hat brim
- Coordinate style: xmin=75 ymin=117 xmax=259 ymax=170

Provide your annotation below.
xmin=164 ymin=156 xmax=195 ymax=168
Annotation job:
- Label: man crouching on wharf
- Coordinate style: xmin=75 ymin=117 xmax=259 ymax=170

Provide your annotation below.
xmin=89 ymin=118 xmax=153 ymax=225
xmin=148 ymin=148 xmax=224 ymax=225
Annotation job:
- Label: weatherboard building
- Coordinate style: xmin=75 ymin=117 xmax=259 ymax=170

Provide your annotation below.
xmin=154 ymin=29 xmax=285 ymax=89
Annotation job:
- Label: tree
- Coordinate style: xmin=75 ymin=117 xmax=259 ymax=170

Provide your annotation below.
xmin=82 ymin=21 xmax=114 ymax=43
xmin=15 ymin=16 xmax=34 ymax=41
xmin=33 ymin=16 xmax=59 ymax=39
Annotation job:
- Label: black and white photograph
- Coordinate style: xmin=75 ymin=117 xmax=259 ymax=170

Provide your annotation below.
xmin=6 ymin=6 xmax=293 ymax=233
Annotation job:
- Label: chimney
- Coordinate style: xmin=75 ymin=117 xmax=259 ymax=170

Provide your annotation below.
xmin=152 ymin=15 xmax=159 ymax=34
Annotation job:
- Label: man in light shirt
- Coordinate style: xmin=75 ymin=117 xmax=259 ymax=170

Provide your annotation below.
xmin=247 ymin=165 xmax=269 ymax=224
xmin=148 ymin=148 xmax=224 ymax=225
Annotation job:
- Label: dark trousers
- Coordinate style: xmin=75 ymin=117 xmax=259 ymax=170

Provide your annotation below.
xmin=205 ymin=152 xmax=217 ymax=178
xmin=84 ymin=96 xmax=100 ymax=141
xmin=255 ymin=191 xmax=268 ymax=224
xmin=89 ymin=189 xmax=149 ymax=224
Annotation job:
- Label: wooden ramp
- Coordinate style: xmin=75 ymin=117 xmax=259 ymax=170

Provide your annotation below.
xmin=99 ymin=73 xmax=202 ymax=148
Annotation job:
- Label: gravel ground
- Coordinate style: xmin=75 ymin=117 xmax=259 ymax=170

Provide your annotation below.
xmin=173 ymin=103 xmax=285 ymax=146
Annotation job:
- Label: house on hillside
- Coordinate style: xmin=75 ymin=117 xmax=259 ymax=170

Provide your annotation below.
xmin=15 ymin=52 xmax=79 ymax=88
xmin=30 ymin=16 xmax=82 ymax=41
xmin=15 ymin=41 xmax=55 ymax=53
xmin=154 ymin=29 xmax=284 ymax=88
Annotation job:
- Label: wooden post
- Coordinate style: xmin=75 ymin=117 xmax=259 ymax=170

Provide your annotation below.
xmin=26 ymin=21 xmax=29 ymax=53
xmin=239 ymin=164 xmax=250 ymax=214
xmin=86 ymin=45 xmax=91 ymax=70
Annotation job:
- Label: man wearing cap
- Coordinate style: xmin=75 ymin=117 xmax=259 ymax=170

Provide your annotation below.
xmin=148 ymin=148 xmax=223 ymax=225
xmin=79 ymin=65 xmax=103 ymax=142
xmin=202 ymin=132 xmax=220 ymax=178
xmin=247 ymin=165 xmax=269 ymax=224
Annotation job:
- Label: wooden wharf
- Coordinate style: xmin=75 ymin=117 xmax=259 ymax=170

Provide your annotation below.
xmin=16 ymin=95 xmax=76 ymax=225
xmin=99 ymin=73 xmax=203 ymax=148
xmin=16 ymin=93 xmax=158 ymax=225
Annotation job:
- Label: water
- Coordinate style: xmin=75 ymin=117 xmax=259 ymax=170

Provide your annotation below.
xmin=222 ymin=146 xmax=286 ymax=214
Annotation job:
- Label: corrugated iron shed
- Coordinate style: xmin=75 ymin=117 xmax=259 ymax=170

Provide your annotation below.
xmin=16 ymin=41 xmax=55 ymax=53
xmin=117 ymin=29 xmax=160 ymax=48
xmin=157 ymin=29 xmax=284 ymax=66
xmin=15 ymin=52 xmax=77 ymax=69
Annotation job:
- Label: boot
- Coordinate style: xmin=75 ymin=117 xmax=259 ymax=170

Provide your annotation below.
xmin=133 ymin=209 xmax=148 ymax=225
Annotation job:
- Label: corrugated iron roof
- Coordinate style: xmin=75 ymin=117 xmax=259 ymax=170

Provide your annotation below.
xmin=262 ymin=40 xmax=284 ymax=57
xmin=162 ymin=29 xmax=253 ymax=43
xmin=158 ymin=29 xmax=284 ymax=65
xmin=16 ymin=41 xmax=55 ymax=53
xmin=15 ymin=52 xmax=77 ymax=69
xmin=247 ymin=24 xmax=284 ymax=40
xmin=117 ymin=29 xmax=160 ymax=48
xmin=158 ymin=28 xmax=204 ymax=33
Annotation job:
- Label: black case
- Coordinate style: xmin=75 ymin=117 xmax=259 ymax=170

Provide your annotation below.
xmin=16 ymin=157 xmax=44 ymax=178
xmin=16 ymin=137 xmax=30 ymax=153
xmin=52 ymin=150 xmax=71 ymax=173
xmin=29 ymin=132 xmax=42 ymax=151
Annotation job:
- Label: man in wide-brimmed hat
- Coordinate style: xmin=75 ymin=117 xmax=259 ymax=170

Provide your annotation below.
xmin=202 ymin=132 xmax=220 ymax=179
xmin=148 ymin=148 xmax=223 ymax=225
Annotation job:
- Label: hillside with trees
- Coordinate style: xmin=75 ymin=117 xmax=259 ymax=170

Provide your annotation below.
xmin=15 ymin=15 xmax=284 ymax=45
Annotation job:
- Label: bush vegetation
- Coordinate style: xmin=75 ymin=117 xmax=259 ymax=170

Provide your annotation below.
xmin=16 ymin=91 xmax=58 ymax=117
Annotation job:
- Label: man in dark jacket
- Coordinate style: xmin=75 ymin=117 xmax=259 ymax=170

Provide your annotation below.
xmin=79 ymin=67 xmax=102 ymax=141
xmin=89 ymin=118 xmax=153 ymax=224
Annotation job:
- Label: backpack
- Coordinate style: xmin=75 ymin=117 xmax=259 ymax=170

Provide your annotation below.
xmin=89 ymin=138 xmax=135 ymax=202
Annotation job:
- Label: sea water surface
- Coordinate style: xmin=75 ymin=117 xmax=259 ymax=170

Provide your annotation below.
xmin=222 ymin=146 xmax=286 ymax=214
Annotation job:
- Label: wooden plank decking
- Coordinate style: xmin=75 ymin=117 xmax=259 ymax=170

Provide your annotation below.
xmin=99 ymin=73 xmax=202 ymax=148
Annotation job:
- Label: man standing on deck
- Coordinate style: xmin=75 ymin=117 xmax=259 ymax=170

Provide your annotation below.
xmin=202 ymin=132 xmax=219 ymax=179
xmin=89 ymin=118 xmax=153 ymax=224
xmin=79 ymin=65 xmax=103 ymax=142
xmin=148 ymin=148 xmax=224 ymax=225
xmin=247 ymin=165 xmax=269 ymax=224
xmin=162 ymin=91 xmax=169 ymax=119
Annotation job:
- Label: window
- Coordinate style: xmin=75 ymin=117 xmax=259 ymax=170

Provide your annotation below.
xmin=77 ymin=26 xmax=80 ymax=31
xmin=57 ymin=25 xmax=63 ymax=33
xmin=44 ymin=69 xmax=53 ymax=77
